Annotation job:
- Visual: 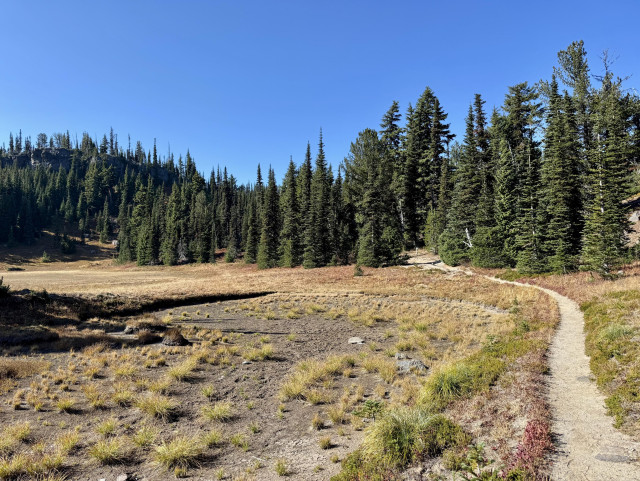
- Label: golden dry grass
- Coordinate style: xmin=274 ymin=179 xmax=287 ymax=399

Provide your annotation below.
xmin=0 ymin=257 xmax=563 ymax=479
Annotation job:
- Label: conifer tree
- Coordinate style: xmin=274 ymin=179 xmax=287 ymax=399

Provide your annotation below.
xmin=244 ymin=199 xmax=259 ymax=264
xmin=472 ymin=94 xmax=493 ymax=229
xmin=493 ymin=138 xmax=518 ymax=265
xmin=345 ymin=129 xmax=401 ymax=267
xmin=329 ymin=167 xmax=351 ymax=264
xmin=554 ymin=40 xmax=592 ymax=205
xmin=161 ymin=183 xmax=180 ymax=265
xmin=581 ymin=74 xmax=631 ymax=272
xmin=257 ymin=168 xmax=280 ymax=269
xmin=297 ymin=142 xmax=313 ymax=255
xmin=99 ymin=198 xmax=111 ymax=243
xmin=117 ymin=209 xmax=133 ymax=263
xmin=136 ymin=217 xmax=153 ymax=266
xmin=380 ymin=101 xmax=405 ymax=233
xmin=303 ymin=132 xmax=331 ymax=268
xmin=439 ymin=106 xmax=479 ymax=264
xmin=539 ymin=78 xmax=582 ymax=272
xmin=279 ymin=158 xmax=301 ymax=267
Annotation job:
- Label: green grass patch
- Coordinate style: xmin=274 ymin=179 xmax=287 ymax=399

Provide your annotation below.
xmin=331 ymin=409 xmax=468 ymax=480
xmin=583 ymin=289 xmax=640 ymax=431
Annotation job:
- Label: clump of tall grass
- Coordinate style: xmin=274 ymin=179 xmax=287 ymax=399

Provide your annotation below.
xmin=155 ymin=436 xmax=202 ymax=471
xmin=365 ymin=408 xmax=468 ymax=467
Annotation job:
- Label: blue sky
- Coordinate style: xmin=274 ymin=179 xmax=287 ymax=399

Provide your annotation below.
xmin=0 ymin=1 xmax=637 ymax=183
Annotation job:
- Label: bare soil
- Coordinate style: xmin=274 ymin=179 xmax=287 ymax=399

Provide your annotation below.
xmin=0 ymin=257 xmax=559 ymax=480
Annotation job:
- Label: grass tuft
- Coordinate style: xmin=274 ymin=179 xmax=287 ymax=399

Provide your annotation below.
xmin=155 ymin=436 xmax=202 ymax=471
xmin=202 ymin=401 xmax=234 ymax=422
xmin=89 ymin=438 xmax=128 ymax=464
xmin=136 ymin=393 xmax=177 ymax=420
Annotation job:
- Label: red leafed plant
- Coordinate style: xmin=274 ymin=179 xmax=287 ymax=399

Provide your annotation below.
xmin=508 ymin=419 xmax=553 ymax=476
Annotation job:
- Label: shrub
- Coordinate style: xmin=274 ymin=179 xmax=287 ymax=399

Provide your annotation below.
xmin=60 ymin=234 xmax=75 ymax=254
xmin=507 ymin=419 xmax=552 ymax=475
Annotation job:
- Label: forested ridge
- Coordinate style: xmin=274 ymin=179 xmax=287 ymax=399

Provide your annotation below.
xmin=1 ymin=41 xmax=639 ymax=273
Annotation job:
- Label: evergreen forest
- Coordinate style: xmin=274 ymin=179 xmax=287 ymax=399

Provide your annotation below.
xmin=1 ymin=41 xmax=639 ymax=274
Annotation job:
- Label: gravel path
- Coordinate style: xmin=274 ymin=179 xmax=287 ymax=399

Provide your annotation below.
xmin=407 ymin=254 xmax=640 ymax=480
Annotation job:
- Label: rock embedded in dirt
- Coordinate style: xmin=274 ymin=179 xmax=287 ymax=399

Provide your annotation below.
xmin=116 ymin=475 xmax=133 ymax=481
xmin=394 ymin=353 xmax=407 ymax=360
xmin=123 ymin=325 xmax=138 ymax=334
xmin=348 ymin=337 xmax=364 ymax=344
xmin=396 ymin=359 xmax=428 ymax=374
xmin=161 ymin=328 xmax=189 ymax=346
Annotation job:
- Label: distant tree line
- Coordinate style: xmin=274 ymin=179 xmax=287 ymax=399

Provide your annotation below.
xmin=0 ymin=41 xmax=638 ymax=273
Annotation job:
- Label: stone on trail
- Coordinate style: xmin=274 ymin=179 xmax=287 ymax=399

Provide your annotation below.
xmin=348 ymin=337 xmax=364 ymax=344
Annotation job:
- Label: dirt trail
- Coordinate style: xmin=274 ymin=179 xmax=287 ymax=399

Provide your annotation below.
xmin=407 ymin=254 xmax=640 ymax=480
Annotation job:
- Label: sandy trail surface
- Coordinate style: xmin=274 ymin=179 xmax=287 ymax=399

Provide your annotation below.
xmin=407 ymin=254 xmax=640 ymax=480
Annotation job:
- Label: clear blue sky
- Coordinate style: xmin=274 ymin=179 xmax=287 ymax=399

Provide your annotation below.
xmin=0 ymin=1 xmax=637 ymax=183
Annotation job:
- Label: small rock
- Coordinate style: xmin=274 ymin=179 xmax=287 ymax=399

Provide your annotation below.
xmin=348 ymin=337 xmax=364 ymax=344
xmin=123 ymin=325 xmax=139 ymax=334
xmin=396 ymin=359 xmax=428 ymax=374
xmin=116 ymin=475 xmax=131 ymax=481
xmin=394 ymin=353 xmax=407 ymax=360
xmin=242 ymin=360 xmax=252 ymax=365
xmin=595 ymin=453 xmax=632 ymax=463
